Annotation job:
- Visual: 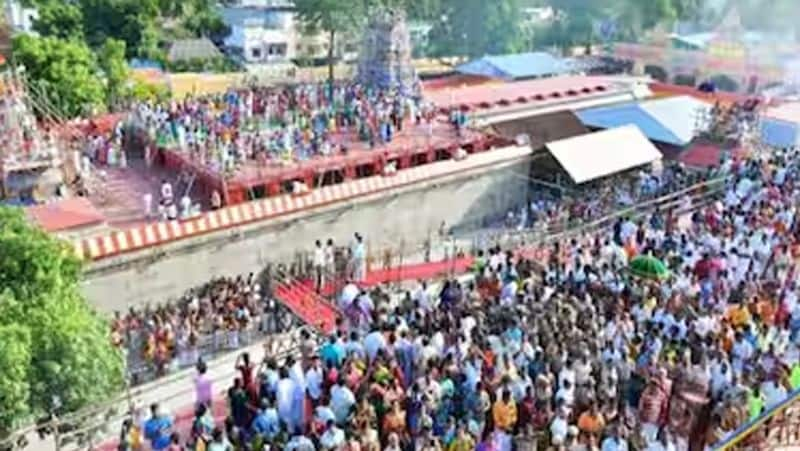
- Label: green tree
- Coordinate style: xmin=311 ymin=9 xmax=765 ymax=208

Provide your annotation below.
xmin=32 ymin=0 xmax=84 ymax=40
xmin=0 ymin=207 xmax=124 ymax=434
xmin=98 ymin=38 xmax=130 ymax=109
xmin=79 ymin=0 xmax=160 ymax=58
xmin=294 ymin=0 xmax=363 ymax=82
xmin=12 ymin=34 xmax=107 ymax=118
xmin=0 ymin=323 xmax=31 ymax=436
xmin=183 ymin=9 xmax=230 ymax=41
xmin=428 ymin=0 xmax=525 ymax=58
xmin=126 ymin=78 xmax=170 ymax=103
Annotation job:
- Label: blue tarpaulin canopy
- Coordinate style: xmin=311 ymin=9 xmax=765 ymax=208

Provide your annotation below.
xmin=761 ymin=118 xmax=799 ymax=148
xmin=575 ymin=96 xmax=710 ymax=147
xmin=456 ymin=52 xmax=571 ymax=81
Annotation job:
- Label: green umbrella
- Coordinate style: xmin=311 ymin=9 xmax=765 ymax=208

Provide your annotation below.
xmin=629 ymin=254 xmax=670 ymax=280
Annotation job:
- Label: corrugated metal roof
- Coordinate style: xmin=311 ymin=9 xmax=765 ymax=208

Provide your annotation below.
xmin=575 ymin=95 xmax=708 ymax=146
xmin=167 ymin=38 xmax=224 ymax=62
xmin=546 ymin=125 xmax=662 ymax=184
xmin=456 ymin=52 xmax=571 ymax=80
xmin=638 ymin=96 xmax=710 ymax=144
xmin=575 ymin=103 xmax=683 ymax=146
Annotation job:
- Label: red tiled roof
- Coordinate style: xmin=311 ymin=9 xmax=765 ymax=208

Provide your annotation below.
xmin=422 ymin=74 xmax=496 ymax=91
xmin=26 ymin=197 xmax=106 ymax=232
xmin=424 ymin=76 xmax=615 ymax=111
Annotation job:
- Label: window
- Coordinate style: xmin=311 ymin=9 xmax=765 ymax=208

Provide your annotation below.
xmin=251 ymin=48 xmax=262 ymax=59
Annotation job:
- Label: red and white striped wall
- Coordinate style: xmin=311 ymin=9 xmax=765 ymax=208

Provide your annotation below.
xmin=74 ymin=145 xmax=532 ymax=261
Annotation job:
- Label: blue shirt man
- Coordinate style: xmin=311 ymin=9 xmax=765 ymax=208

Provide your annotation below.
xmin=143 ymin=404 xmax=173 ymax=451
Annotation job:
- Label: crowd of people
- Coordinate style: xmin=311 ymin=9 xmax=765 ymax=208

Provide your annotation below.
xmin=129 ymin=82 xmax=444 ymax=174
xmin=112 ymin=273 xmax=273 ymax=380
xmin=121 ymin=146 xmax=800 ymax=451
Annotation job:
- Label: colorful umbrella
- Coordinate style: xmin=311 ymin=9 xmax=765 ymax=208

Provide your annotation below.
xmin=629 ymin=255 xmax=670 ymax=280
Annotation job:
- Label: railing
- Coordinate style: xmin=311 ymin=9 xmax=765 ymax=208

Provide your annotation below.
xmin=709 ymin=389 xmax=800 ymax=450
xmin=286 ymin=175 xmax=726 ymax=300
xmin=123 ymin=302 xmax=299 ymax=386
xmin=0 ymin=326 xmax=317 ymax=451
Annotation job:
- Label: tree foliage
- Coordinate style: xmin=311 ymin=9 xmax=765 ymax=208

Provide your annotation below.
xmin=530 ymin=0 xmax=687 ymax=50
xmin=32 ymin=0 xmax=84 ymax=41
xmin=428 ymin=0 xmax=525 ymax=58
xmin=294 ymin=0 xmax=363 ymax=81
xmin=12 ymin=34 xmax=107 ymax=117
xmin=0 ymin=207 xmax=124 ymax=434
xmin=0 ymin=323 xmax=31 ymax=437
xmin=79 ymin=0 xmax=160 ymax=58
xmin=126 ymin=78 xmax=170 ymax=103
xmin=98 ymin=38 xmax=130 ymax=108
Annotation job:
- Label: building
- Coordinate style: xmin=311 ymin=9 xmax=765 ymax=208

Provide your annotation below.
xmin=456 ymin=52 xmax=572 ymax=81
xmin=221 ymin=6 xmax=296 ymax=63
xmin=4 ymin=0 xmax=37 ymax=34
xmin=611 ymin=7 xmax=800 ymax=93
xmin=220 ymin=4 xmax=358 ymax=66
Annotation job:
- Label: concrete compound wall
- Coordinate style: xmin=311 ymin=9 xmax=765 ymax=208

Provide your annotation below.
xmin=81 ymin=157 xmax=532 ymax=313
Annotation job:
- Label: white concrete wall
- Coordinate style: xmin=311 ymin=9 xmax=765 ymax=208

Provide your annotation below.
xmin=81 ymin=158 xmax=531 ymax=313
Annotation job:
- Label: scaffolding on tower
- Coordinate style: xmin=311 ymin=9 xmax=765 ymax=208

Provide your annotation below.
xmin=356 ymin=8 xmax=420 ymax=96
xmin=0 ymin=66 xmax=102 ymax=202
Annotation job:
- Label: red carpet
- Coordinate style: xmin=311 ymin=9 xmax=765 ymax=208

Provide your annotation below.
xmin=361 ymin=257 xmax=475 ymax=285
xmin=274 ymin=282 xmax=340 ymax=334
xmin=272 ymin=257 xmax=475 ymax=333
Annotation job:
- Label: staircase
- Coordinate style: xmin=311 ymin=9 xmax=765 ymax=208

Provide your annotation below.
xmin=273 ymin=278 xmax=340 ymax=334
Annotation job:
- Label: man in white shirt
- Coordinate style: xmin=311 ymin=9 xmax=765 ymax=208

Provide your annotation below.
xmin=305 ymin=357 xmax=323 ymax=403
xmin=180 ymin=194 xmax=192 ymax=219
xmin=319 ymin=420 xmax=345 ymax=449
xmin=143 ymin=192 xmax=153 ymax=220
xmin=350 ymin=233 xmax=366 ymax=282
xmin=555 ymin=379 xmax=575 ymax=407
xmin=549 ymin=410 xmax=569 ymax=445
xmin=414 ymin=281 xmax=433 ymax=312
xmin=330 ymin=381 xmax=355 ymax=425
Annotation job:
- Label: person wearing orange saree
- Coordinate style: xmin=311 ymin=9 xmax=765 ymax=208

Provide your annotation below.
xmin=382 ymin=401 xmax=407 ymax=442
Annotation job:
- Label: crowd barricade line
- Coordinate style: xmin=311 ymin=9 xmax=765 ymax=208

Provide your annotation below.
xmin=0 ymin=326 xmax=317 ymax=451
xmin=122 ymin=303 xmax=298 ymax=386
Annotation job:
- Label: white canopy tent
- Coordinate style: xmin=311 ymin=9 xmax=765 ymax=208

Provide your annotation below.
xmin=545 ymin=125 xmax=663 ymax=184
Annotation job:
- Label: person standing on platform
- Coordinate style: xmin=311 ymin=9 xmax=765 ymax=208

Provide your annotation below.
xmin=160 ymin=179 xmax=173 ymax=205
xmin=351 ymin=233 xmax=366 ymax=282
xmin=210 ymin=190 xmax=222 ymax=210
xmin=143 ymin=192 xmax=153 ymax=220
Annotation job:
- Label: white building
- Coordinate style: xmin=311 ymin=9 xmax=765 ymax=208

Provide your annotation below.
xmin=222 ymin=6 xmax=296 ymax=63
xmin=221 ymin=4 xmax=359 ymax=65
xmin=4 ymin=0 xmax=38 ymax=34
